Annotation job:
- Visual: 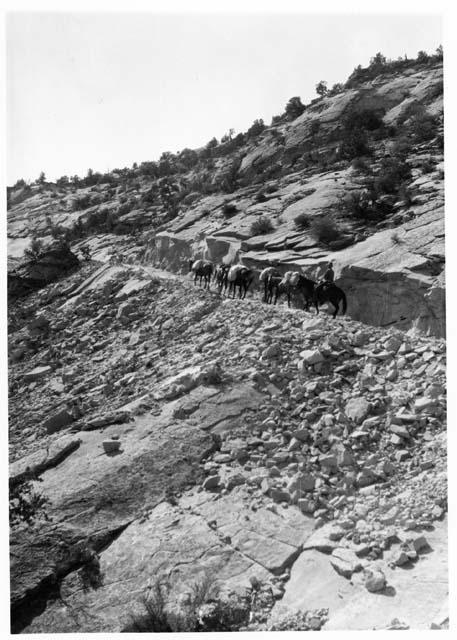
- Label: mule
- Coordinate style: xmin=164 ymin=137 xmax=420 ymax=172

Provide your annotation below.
xmin=314 ymin=283 xmax=347 ymax=318
xmin=189 ymin=259 xmax=213 ymax=290
xmin=259 ymin=267 xmax=281 ymax=302
xmin=214 ymin=264 xmax=230 ymax=294
xmin=265 ymin=274 xmax=284 ymax=305
xmin=227 ymin=265 xmax=254 ymax=299
xmin=279 ymin=271 xmax=316 ymax=310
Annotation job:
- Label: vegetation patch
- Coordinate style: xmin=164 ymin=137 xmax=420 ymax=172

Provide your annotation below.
xmin=309 ymin=215 xmax=341 ymax=244
xmin=250 ymin=216 xmax=275 ymax=236
xmin=123 ymin=574 xmax=250 ymax=633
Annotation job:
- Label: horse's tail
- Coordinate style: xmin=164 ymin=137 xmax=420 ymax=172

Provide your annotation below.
xmin=341 ymin=290 xmax=347 ymax=315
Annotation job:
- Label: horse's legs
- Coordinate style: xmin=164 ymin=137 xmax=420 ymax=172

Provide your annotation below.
xmin=287 ymin=288 xmax=291 ymax=308
xmin=332 ymin=302 xmax=339 ymax=318
xmin=194 ymin=273 xmax=197 ymax=286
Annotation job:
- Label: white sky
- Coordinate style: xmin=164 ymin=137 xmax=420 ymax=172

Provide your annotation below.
xmin=7 ymin=12 xmax=441 ymax=183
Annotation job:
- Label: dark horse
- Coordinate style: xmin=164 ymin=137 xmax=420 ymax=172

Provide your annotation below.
xmin=313 ymin=282 xmax=347 ymax=318
xmin=227 ymin=265 xmax=255 ymax=299
xmin=189 ymin=259 xmax=213 ymax=290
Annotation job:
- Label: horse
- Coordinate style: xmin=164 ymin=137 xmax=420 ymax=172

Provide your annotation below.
xmin=214 ymin=264 xmax=230 ymax=294
xmin=276 ymin=271 xmax=316 ymax=310
xmin=227 ymin=265 xmax=254 ymax=299
xmin=189 ymin=259 xmax=213 ymax=290
xmin=259 ymin=267 xmax=281 ymax=302
xmin=314 ymin=283 xmax=347 ymax=318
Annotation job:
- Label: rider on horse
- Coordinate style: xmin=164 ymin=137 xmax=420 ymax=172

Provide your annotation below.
xmin=322 ymin=261 xmax=335 ymax=286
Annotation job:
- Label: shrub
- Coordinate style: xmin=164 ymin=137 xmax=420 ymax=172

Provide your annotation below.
xmin=24 ymin=237 xmax=44 ymax=262
xmin=374 ymin=156 xmax=411 ymax=195
xmin=222 ymin=202 xmax=238 ymax=217
xmin=9 ymin=472 xmax=49 ymax=527
xmin=344 ymin=108 xmax=384 ymax=132
xmin=390 ymin=136 xmax=413 ymax=159
xmin=417 ymin=50 xmax=430 ymax=63
xmin=369 ymin=52 xmax=387 ymax=70
xmin=315 ymin=81 xmax=328 ymax=97
xmin=328 ymin=83 xmax=344 ymax=96
xmin=409 ymin=111 xmax=439 ymax=142
xmin=250 ymin=216 xmax=274 ymax=235
xmin=309 ymin=216 xmax=341 ymax=244
xmin=338 ymin=127 xmax=370 ymax=160
xmin=294 ymin=212 xmax=310 ymax=230
xmin=285 ymin=96 xmax=305 ymax=120
xmin=420 ymin=158 xmax=435 ymax=174
xmin=123 ymin=574 xmax=250 ymax=633
xmin=72 ymin=194 xmax=92 ymax=211
xmin=391 ymin=230 xmax=403 ymax=244
xmin=343 ymin=190 xmax=375 ymax=220
xmin=247 ymin=119 xmax=265 ymax=138
xmin=351 ymin=157 xmax=371 ymax=173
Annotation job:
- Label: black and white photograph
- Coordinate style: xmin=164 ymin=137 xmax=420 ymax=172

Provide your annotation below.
xmin=4 ymin=1 xmax=452 ymax=634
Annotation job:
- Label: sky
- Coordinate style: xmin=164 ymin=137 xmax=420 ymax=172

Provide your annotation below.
xmin=6 ymin=11 xmax=442 ymax=184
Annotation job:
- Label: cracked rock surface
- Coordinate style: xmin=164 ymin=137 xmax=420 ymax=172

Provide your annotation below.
xmin=8 ymin=262 xmax=447 ymax=632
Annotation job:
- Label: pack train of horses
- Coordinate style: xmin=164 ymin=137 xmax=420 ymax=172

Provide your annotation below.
xmin=189 ymin=259 xmax=347 ymax=318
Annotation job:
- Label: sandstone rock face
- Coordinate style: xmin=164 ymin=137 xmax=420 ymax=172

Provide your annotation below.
xmin=7 ymin=57 xmax=447 ymax=632
xmin=8 ymin=63 xmax=444 ymax=336
xmin=8 ymin=265 xmax=447 ymax=632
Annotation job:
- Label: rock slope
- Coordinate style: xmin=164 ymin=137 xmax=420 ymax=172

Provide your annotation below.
xmin=7 ymin=58 xmax=444 ymax=336
xmin=9 ymin=264 xmax=447 ymax=632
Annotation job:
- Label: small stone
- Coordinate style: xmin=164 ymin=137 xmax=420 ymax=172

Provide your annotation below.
xmin=299 ymin=349 xmax=325 ymax=366
xmin=345 ymin=398 xmax=371 ymax=424
xmin=389 ymin=424 xmax=410 ymax=438
xmin=364 ymin=568 xmax=386 ymax=592
xmin=102 ymin=440 xmax=121 ymax=453
xmin=414 ymin=397 xmax=436 ymax=411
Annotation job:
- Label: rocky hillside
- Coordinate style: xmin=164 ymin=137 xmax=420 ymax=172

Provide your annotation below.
xmin=9 ymin=262 xmax=447 ymax=632
xmin=7 ymin=53 xmax=444 ymax=336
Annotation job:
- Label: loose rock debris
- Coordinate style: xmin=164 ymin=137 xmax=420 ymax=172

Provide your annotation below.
xmin=8 ymin=264 xmax=447 ymax=631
